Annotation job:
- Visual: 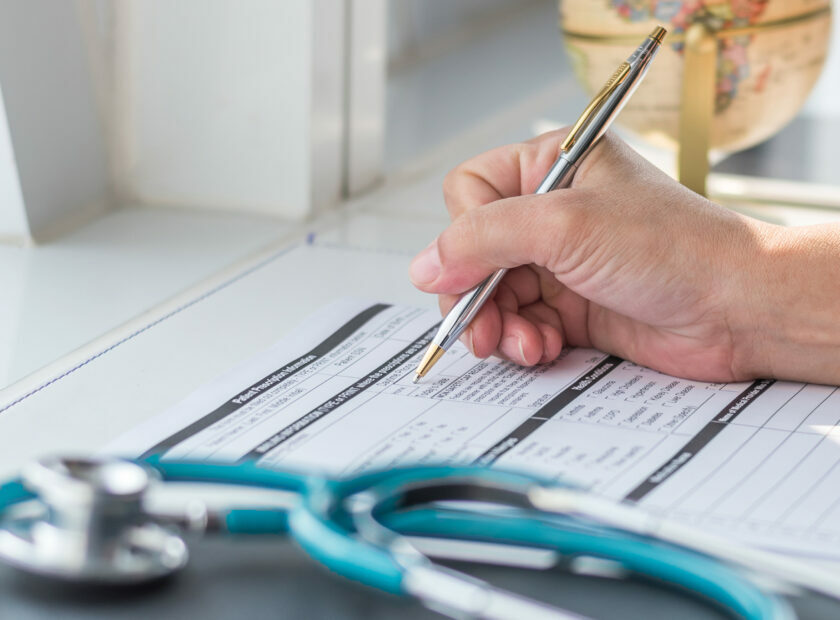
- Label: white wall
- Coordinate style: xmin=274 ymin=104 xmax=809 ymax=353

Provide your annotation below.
xmin=113 ymin=0 xmax=347 ymax=219
xmin=0 ymin=1 xmax=387 ymax=235
xmin=0 ymin=0 xmax=110 ymax=239
xmin=387 ymin=0 xmax=529 ymax=68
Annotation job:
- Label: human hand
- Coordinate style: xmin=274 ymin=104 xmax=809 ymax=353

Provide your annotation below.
xmin=409 ymin=130 xmax=780 ymax=382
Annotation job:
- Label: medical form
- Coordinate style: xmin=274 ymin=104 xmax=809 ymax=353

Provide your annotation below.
xmin=109 ymin=299 xmax=840 ymax=561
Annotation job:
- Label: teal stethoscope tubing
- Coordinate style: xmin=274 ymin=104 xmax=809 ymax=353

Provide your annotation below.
xmin=150 ymin=460 xmax=789 ymax=619
xmin=293 ymin=467 xmax=790 ymax=620
xmin=383 ymin=509 xmax=779 ymax=618
xmin=0 ymin=460 xmax=790 ymax=620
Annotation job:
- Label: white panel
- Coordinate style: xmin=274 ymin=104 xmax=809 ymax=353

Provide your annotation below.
xmin=0 ymin=80 xmax=27 ymax=379
xmin=311 ymin=0 xmax=348 ymax=211
xmin=0 ymin=84 xmax=28 ymax=241
xmin=345 ymin=0 xmax=386 ymax=196
xmin=0 ymin=1 xmax=110 ymax=238
xmin=115 ymin=0 xmax=346 ymax=219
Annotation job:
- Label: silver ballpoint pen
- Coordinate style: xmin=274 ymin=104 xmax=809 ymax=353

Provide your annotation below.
xmin=413 ymin=26 xmax=666 ymax=383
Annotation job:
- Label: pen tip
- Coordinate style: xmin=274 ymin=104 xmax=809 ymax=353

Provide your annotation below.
xmin=413 ymin=375 xmax=420 ymax=384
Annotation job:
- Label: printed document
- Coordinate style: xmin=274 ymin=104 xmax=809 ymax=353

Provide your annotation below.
xmin=109 ymin=299 xmax=840 ymax=560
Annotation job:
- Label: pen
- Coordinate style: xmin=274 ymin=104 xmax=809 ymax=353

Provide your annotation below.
xmin=413 ymin=26 xmax=666 ymax=384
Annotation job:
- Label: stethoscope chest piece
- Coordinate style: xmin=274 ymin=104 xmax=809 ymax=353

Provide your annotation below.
xmin=0 ymin=456 xmax=188 ymax=585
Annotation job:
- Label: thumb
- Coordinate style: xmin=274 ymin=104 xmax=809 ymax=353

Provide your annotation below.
xmin=409 ymin=192 xmax=578 ymax=294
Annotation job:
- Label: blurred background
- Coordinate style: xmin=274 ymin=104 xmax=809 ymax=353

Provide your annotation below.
xmin=0 ymin=0 xmax=837 ymax=392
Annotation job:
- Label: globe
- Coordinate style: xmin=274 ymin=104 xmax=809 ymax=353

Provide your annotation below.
xmin=560 ymin=0 xmax=832 ymax=153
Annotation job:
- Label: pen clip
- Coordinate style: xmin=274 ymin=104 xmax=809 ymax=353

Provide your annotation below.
xmin=560 ymin=61 xmax=631 ymax=152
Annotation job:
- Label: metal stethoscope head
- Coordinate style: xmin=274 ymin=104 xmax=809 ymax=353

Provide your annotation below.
xmin=0 ymin=456 xmax=188 ymax=583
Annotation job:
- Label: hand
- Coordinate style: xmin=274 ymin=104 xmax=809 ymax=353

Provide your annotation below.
xmin=409 ymin=130 xmax=837 ymax=383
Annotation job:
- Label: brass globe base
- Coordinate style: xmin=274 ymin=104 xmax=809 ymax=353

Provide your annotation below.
xmin=678 ymin=23 xmax=717 ymax=198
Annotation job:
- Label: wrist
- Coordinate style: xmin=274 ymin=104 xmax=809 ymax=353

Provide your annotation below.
xmin=723 ymin=217 xmax=778 ymax=380
xmin=732 ymin=222 xmax=840 ymax=382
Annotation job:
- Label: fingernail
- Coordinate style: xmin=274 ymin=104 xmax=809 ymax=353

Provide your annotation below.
xmin=500 ymin=336 xmax=525 ymax=365
xmin=409 ymin=239 xmax=441 ymax=285
xmin=460 ymin=329 xmax=475 ymax=356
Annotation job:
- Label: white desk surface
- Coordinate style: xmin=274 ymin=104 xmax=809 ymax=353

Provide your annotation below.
xmin=0 ymin=219 xmax=425 ymax=476
xmin=0 ymin=208 xmax=287 ymax=389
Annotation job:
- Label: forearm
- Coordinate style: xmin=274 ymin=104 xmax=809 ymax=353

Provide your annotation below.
xmin=738 ymin=223 xmax=840 ymax=383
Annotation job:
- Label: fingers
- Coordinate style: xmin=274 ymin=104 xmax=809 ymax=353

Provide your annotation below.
xmin=410 ymin=193 xmax=584 ymax=367
xmin=439 ymin=293 xmax=501 ymax=359
xmin=437 ymin=268 xmax=567 ymax=367
xmin=464 ymin=306 xmax=557 ymax=366
xmin=500 ymin=266 xmax=542 ymax=308
xmin=417 ymin=129 xmax=647 ymax=370
xmin=536 ymin=322 xmax=564 ymax=364
xmin=410 ymin=193 xmax=580 ymax=295
xmin=519 ymin=302 xmax=565 ymax=364
xmin=533 ymin=266 xmax=592 ymax=348
xmin=442 ymin=129 xmax=572 ymax=220
xmin=441 ymin=128 xmax=648 ymax=224
xmin=498 ymin=311 xmax=544 ymax=365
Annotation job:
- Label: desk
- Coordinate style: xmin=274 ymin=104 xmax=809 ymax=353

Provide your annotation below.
xmin=0 ymin=538 xmax=737 ymax=619
xmin=3 ymin=201 xmax=840 ymax=619
xmin=2 ymin=80 xmax=840 ymax=620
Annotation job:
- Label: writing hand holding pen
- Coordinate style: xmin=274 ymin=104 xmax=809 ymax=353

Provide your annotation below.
xmin=410 ymin=129 xmax=840 ymax=385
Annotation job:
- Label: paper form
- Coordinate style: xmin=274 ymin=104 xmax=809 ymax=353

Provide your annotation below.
xmin=108 ymin=299 xmax=840 ymax=560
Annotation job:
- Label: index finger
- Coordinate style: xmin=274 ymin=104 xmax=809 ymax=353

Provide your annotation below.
xmin=441 ymin=128 xmax=571 ymax=221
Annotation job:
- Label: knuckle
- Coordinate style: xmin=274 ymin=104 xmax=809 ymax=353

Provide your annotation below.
xmin=442 ymin=163 xmax=471 ymax=203
xmin=441 ymin=163 xmax=477 ymax=220
xmin=441 ymin=166 xmax=460 ymax=198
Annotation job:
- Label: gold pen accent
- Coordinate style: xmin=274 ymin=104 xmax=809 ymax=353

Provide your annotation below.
xmin=560 ymin=27 xmax=664 ymax=152
xmin=413 ymin=345 xmax=445 ymax=383
xmin=561 ymin=61 xmax=630 ymax=151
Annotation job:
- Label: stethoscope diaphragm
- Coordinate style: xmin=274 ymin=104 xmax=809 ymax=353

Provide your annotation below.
xmin=0 ymin=456 xmax=188 ymax=584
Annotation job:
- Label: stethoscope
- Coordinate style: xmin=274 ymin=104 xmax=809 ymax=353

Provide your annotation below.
xmin=0 ymin=456 xmax=837 ymax=619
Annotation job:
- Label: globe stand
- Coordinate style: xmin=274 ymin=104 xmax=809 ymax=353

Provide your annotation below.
xmin=678 ymin=23 xmax=717 ymax=198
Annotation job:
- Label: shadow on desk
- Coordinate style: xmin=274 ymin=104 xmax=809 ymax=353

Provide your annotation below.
xmin=6 ymin=537 xmax=839 ymax=619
